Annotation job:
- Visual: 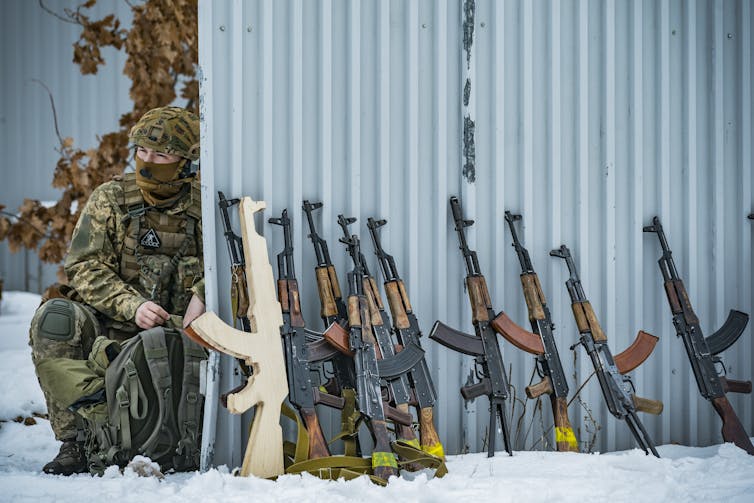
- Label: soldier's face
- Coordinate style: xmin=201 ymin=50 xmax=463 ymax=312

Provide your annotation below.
xmin=136 ymin=146 xmax=183 ymax=165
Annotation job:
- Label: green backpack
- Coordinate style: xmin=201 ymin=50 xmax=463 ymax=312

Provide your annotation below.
xmin=39 ymin=327 xmax=208 ymax=474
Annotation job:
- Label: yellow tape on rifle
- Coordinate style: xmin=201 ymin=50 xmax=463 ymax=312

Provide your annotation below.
xmin=422 ymin=441 xmax=446 ymax=459
xmin=402 ymin=438 xmax=421 ymax=450
xmin=372 ymin=451 xmax=398 ymax=469
xmin=555 ymin=427 xmax=578 ymax=449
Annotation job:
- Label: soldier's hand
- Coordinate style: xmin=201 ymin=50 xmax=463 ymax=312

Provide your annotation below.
xmin=135 ymin=301 xmax=170 ymax=329
xmin=182 ymin=294 xmax=206 ymax=328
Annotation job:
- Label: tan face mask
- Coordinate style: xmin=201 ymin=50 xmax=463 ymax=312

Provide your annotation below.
xmin=135 ymin=157 xmax=189 ymax=206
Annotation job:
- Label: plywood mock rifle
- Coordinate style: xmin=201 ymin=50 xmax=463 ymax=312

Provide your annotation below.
xmin=497 ymin=211 xmax=578 ymax=452
xmin=429 ymin=196 xmax=513 ymax=457
xmin=186 ymin=197 xmax=289 ymax=478
xmin=644 ymin=216 xmax=753 ymax=455
xmin=551 ymin=245 xmax=661 ymax=457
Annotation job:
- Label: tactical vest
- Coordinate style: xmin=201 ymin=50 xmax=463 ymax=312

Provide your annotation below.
xmin=117 ymin=173 xmax=203 ymax=318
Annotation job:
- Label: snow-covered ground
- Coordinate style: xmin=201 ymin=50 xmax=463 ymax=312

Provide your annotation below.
xmin=1 ymin=291 xmax=753 ymax=502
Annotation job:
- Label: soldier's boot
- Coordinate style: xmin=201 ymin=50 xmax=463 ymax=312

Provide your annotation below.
xmin=42 ymin=440 xmax=87 ymax=476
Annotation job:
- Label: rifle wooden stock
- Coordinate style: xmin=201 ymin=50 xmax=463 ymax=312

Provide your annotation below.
xmin=315 ymin=266 xmax=340 ymax=319
xmin=300 ymin=408 xmax=330 ymax=459
xmin=552 ymin=396 xmax=578 ymax=452
xmin=491 ymin=311 xmax=544 ymax=355
xmin=520 ymin=273 xmax=546 ymax=321
xmin=571 ymin=301 xmax=607 ymax=343
xmin=322 ymin=322 xmax=353 ymax=356
xmin=419 ymin=407 xmax=444 ymax=458
xmin=466 ymin=276 xmax=492 ymax=323
xmin=385 ymin=281 xmax=410 ymax=329
xmin=721 ymin=377 xmax=753 ymax=394
xmin=632 ymin=395 xmax=664 ymax=415
xmin=525 ymin=376 xmax=553 ymax=399
xmin=614 ymin=330 xmax=659 ymax=375
xmin=711 ymin=396 xmax=754 ymax=455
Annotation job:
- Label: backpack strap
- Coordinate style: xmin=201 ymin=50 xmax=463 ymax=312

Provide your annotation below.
xmin=175 ymin=333 xmax=207 ymax=469
xmin=139 ymin=327 xmax=180 ymax=460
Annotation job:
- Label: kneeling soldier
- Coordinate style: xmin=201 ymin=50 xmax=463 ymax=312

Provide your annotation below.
xmin=29 ymin=106 xmax=205 ymax=475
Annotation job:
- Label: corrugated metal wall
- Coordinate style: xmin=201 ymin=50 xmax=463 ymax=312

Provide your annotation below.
xmin=200 ymin=0 xmax=753 ymax=465
xmin=0 ymin=0 xmax=132 ymax=292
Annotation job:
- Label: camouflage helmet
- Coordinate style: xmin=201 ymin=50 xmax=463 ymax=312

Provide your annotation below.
xmin=128 ymin=106 xmax=200 ymax=161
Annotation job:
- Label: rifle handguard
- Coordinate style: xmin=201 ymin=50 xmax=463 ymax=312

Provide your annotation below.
xmin=525 ymin=376 xmax=553 ymax=399
xmin=385 ymin=281 xmax=411 ymax=329
xmin=632 ymin=395 xmax=664 ymax=415
xmin=571 ymin=301 xmax=607 ymax=343
xmin=721 ymin=377 xmax=753 ymax=394
xmin=614 ymin=330 xmax=659 ymax=374
xmin=315 ymin=267 xmax=339 ymax=319
xmin=466 ymin=276 xmax=492 ymax=323
xmin=520 ymin=273 xmax=546 ymax=321
xmin=491 ymin=311 xmax=544 ymax=355
xmin=461 ymin=378 xmax=492 ymax=401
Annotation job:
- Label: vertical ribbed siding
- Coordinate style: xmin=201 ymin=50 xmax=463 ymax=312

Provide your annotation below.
xmin=197 ymin=0 xmax=753 ymax=461
xmin=0 ymin=1 xmax=132 ymax=292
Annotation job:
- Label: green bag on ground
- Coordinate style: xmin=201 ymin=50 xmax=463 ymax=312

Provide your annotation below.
xmin=37 ymin=327 xmax=207 ymax=475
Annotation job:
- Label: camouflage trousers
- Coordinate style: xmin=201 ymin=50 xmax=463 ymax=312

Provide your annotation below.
xmin=28 ymin=298 xmax=135 ymax=441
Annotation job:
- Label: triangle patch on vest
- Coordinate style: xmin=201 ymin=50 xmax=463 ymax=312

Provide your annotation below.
xmin=140 ymin=229 xmax=161 ymax=249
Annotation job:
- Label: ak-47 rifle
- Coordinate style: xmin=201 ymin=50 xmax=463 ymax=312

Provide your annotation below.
xmin=302 ymin=201 xmax=357 ymax=394
xmin=302 ymin=201 xmax=350 ymax=328
xmin=336 ymin=215 xmax=423 ymax=447
xmin=429 ymin=196 xmax=512 ymax=457
xmin=342 ymin=234 xmax=399 ymax=479
xmin=496 ymin=211 xmax=578 ymax=452
xmin=303 ymin=202 xmax=416 ymax=455
xmin=367 ymin=217 xmax=445 ymax=458
xmin=268 ymin=210 xmax=347 ymax=460
xmin=218 ymin=192 xmax=250 ymax=331
xmin=644 ymin=216 xmax=754 ymax=455
xmin=550 ymin=245 xmax=662 ymax=457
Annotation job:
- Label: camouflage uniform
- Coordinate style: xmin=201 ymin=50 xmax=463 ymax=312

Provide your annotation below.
xmin=29 ymin=106 xmax=203 ymax=446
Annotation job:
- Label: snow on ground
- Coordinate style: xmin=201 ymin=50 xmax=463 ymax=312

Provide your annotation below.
xmin=1 ymin=291 xmax=753 ymax=502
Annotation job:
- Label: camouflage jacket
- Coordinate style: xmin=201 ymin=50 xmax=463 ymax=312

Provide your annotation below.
xmin=64 ymin=173 xmax=204 ymax=324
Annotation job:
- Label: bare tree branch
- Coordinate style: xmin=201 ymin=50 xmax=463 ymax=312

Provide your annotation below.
xmin=38 ymin=0 xmax=79 ymax=25
xmin=29 ymin=79 xmax=65 ymax=147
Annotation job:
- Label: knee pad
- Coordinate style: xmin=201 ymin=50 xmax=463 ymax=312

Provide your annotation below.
xmin=33 ymin=299 xmax=78 ymax=341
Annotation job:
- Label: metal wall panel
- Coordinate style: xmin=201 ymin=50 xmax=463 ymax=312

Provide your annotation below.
xmin=0 ymin=0 xmax=132 ymax=292
xmin=200 ymin=0 xmax=753 ymax=463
